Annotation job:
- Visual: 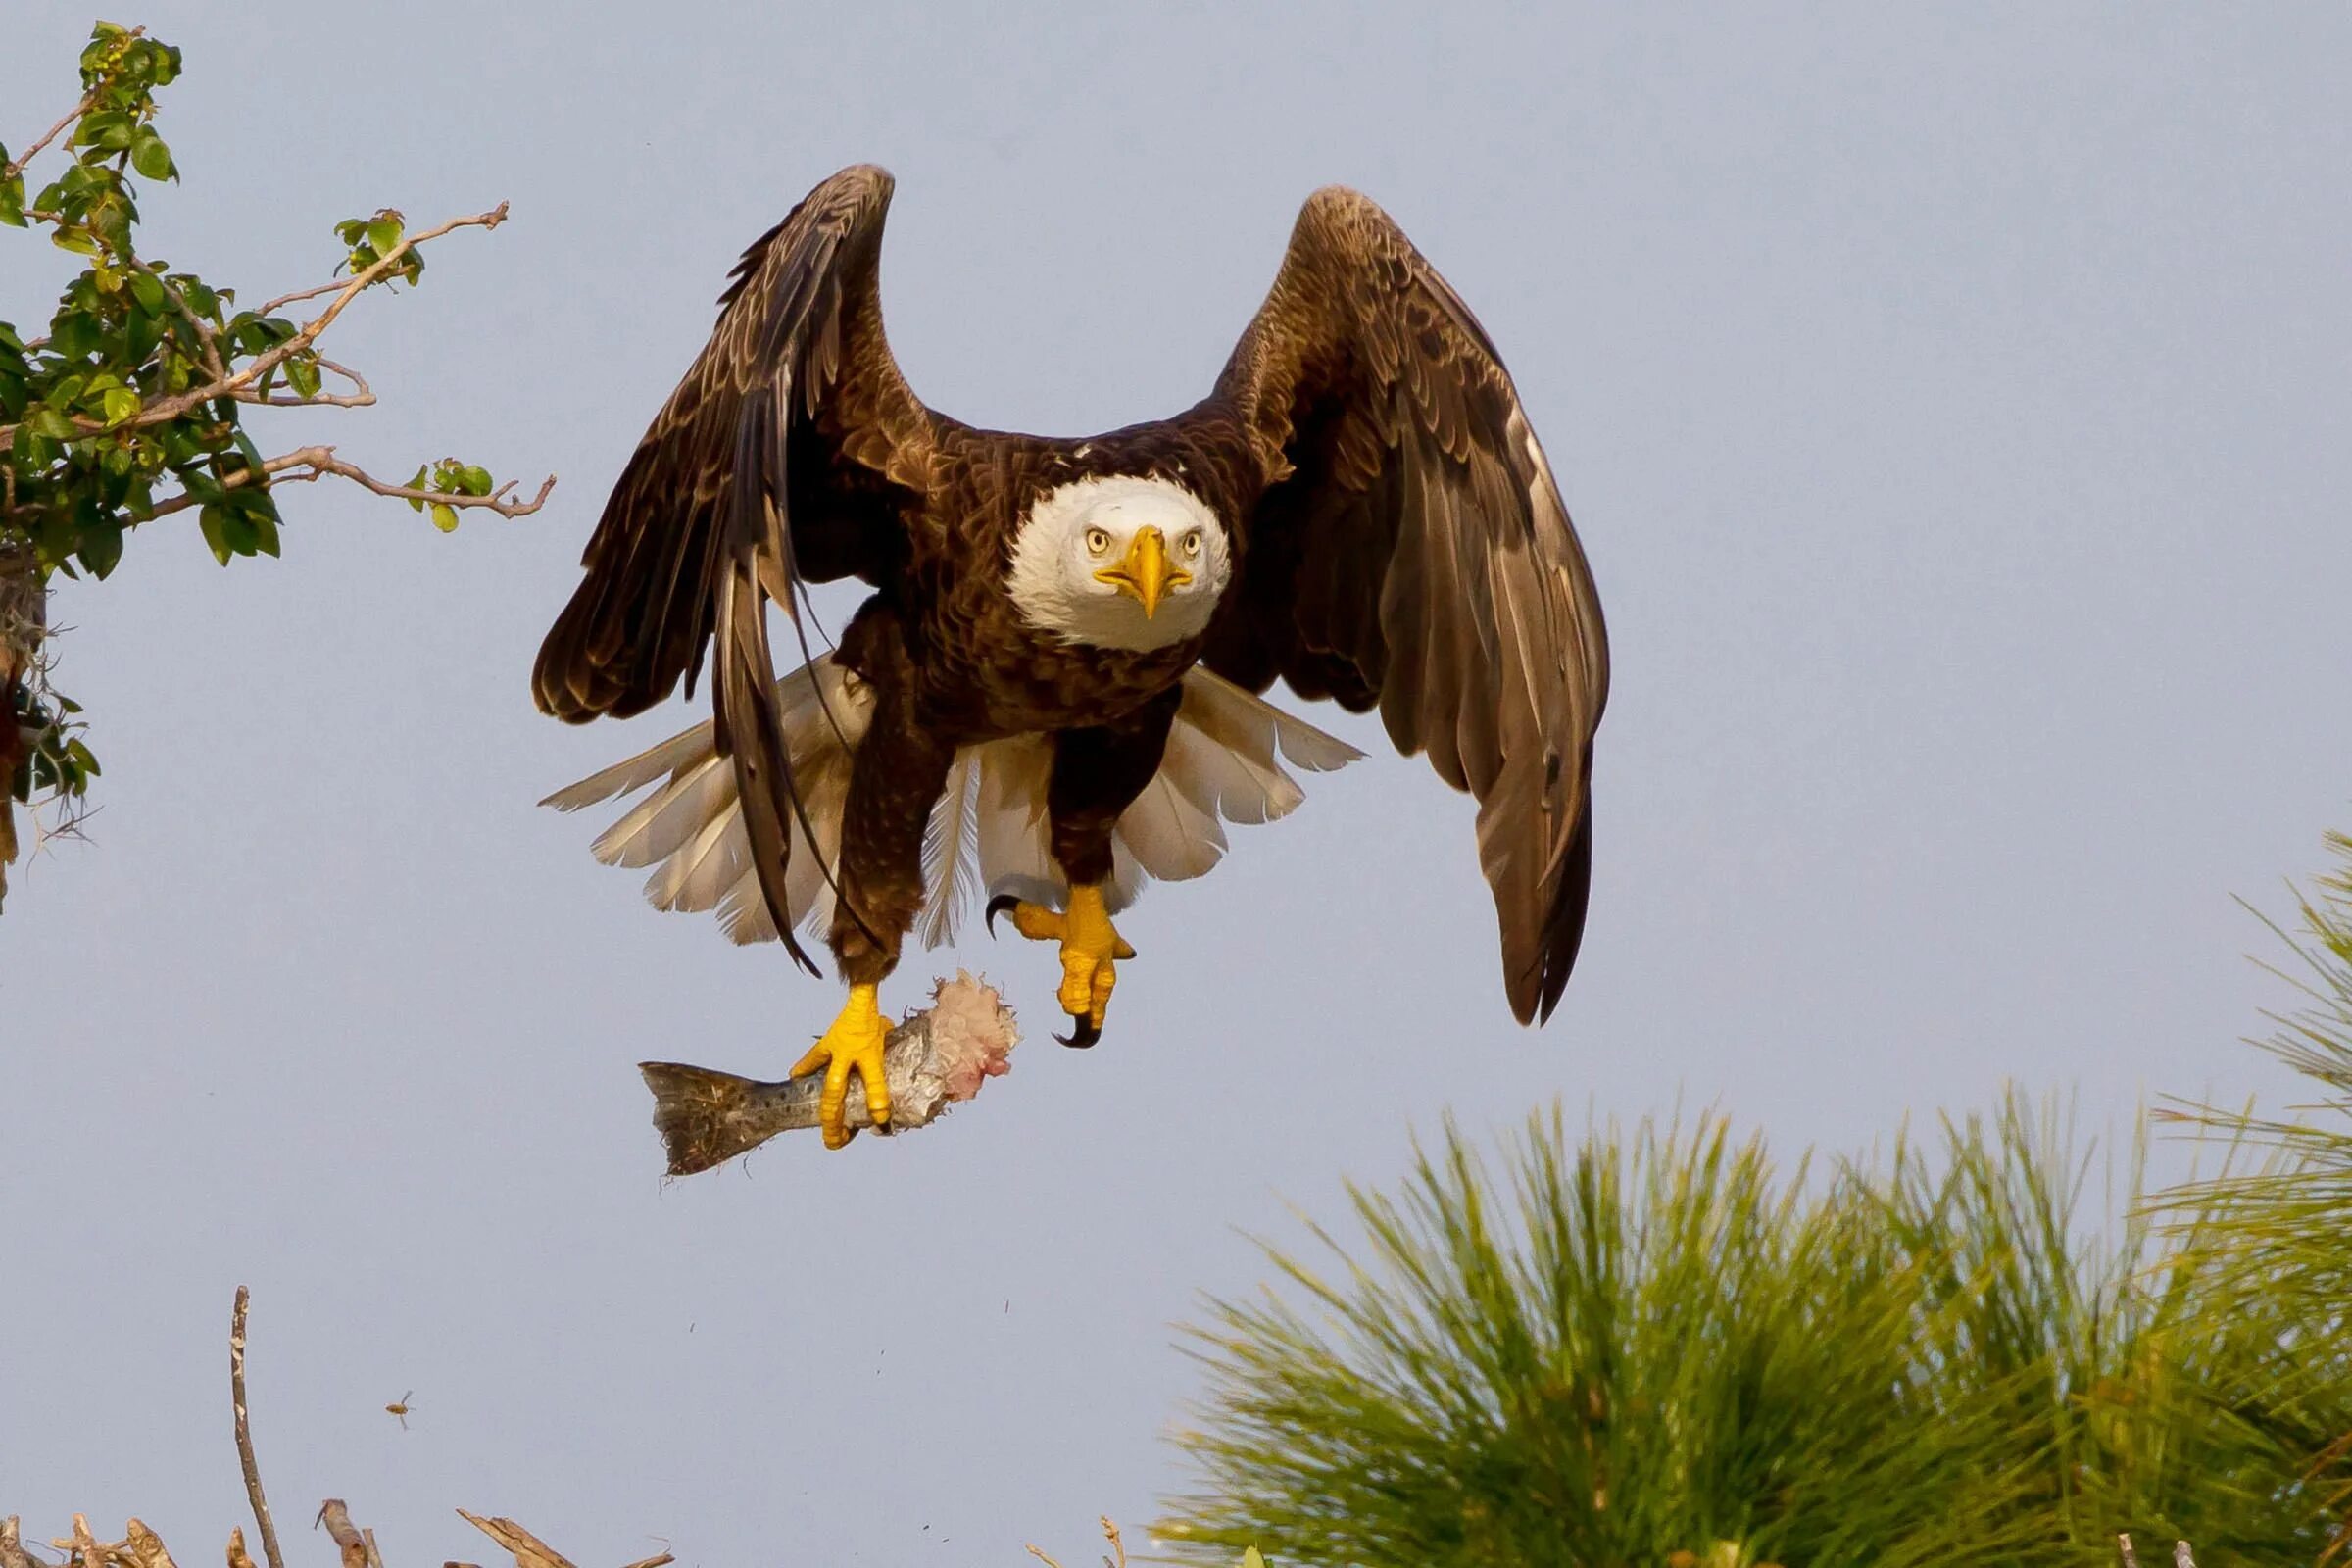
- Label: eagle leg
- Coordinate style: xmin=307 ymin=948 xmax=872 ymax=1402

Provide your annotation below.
xmin=986 ymin=886 xmax=1135 ymax=1048
xmin=787 ymin=982 xmax=893 ymax=1149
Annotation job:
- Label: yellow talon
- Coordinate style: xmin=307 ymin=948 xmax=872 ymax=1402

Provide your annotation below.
xmin=789 ymin=982 xmax=891 ymax=1149
xmin=987 ymin=884 xmax=1133 ymax=1047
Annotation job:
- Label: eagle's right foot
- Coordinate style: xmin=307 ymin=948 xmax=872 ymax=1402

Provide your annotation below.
xmin=788 ymin=983 xmax=891 ymax=1149
xmin=986 ymin=883 xmax=1134 ymax=1048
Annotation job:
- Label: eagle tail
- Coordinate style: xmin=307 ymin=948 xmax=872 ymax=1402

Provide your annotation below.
xmin=541 ymin=664 xmax=1363 ymax=950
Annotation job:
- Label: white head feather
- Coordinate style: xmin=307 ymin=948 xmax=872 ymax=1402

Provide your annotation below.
xmin=1005 ymin=475 xmax=1232 ymax=651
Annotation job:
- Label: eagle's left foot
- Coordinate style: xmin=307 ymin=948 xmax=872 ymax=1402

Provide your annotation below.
xmin=986 ymin=883 xmax=1134 ymax=1048
xmin=788 ymin=982 xmax=892 ymax=1149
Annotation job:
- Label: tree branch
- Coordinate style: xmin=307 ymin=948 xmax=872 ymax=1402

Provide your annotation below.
xmin=1 ymin=53 xmax=129 ymax=185
xmin=156 ymin=444 xmax=554 ymax=524
xmin=230 ymin=1288 xmax=287 ymax=1568
xmin=217 ymin=205 xmax=511 ymax=409
xmin=0 ymin=204 xmax=513 ymax=446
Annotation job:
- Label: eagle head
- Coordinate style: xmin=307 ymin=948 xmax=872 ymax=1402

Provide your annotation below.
xmin=1006 ymin=474 xmax=1232 ymax=651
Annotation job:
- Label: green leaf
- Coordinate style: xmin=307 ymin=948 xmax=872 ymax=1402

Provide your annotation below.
xmin=1242 ymin=1551 xmax=1267 ymax=1568
xmin=77 ymin=517 xmax=124 ymax=578
xmin=429 ymin=502 xmax=460 ymax=534
xmin=100 ymin=386 xmax=140 ymax=425
xmin=51 ymin=310 xmax=104 ymax=359
xmin=129 ymin=128 xmax=174 ymax=181
xmin=249 ymin=510 xmax=281 ymax=558
xmin=27 ymin=406 xmax=80 ymax=440
xmin=0 ymin=172 xmax=24 ymax=227
xmin=76 ymin=110 xmax=134 ymax=153
xmin=457 ymin=464 xmax=492 ymax=497
xmin=404 ymin=463 xmax=428 ymax=512
xmin=366 ymin=216 xmax=403 ymax=256
xmin=285 ymin=355 xmax=321 ymax=399
xmin=51 ymin=225 xmax=100 ymax=256
xmin=197 ymin=502 xmax=232 ymax=564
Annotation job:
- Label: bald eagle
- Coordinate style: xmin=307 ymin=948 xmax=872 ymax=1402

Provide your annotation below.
xmin=534 ymin=166 xmax=1608 ymax=1149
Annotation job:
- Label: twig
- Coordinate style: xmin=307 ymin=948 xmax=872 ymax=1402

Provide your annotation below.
xmin=452 ymin=1515 xmax=666 ymax=1568
xmin=0 ymin=204 xmax=514 ymax=446
xmin=253 ymin=279 xmax=360 ymax=318
xmin=2173 ymin=1544 xmax=2195 ymax=1568
xmin=128 ymin=444 xmax=556 ymax=525
xmin=224 ymin=1529 xmax=256 ymax=1568
xmin=217 ymin=206 xmax=512 ymax=408
xmin=230 ymin=1288 xmax=287 ymax=1568
xmin=1026 ymin=1518 xmax=1127 ymax=1568
xmin=2 ymin=57 xmax=122 ymax=184
xmin=0 ymin=1517 xmax=32 ymax=1568
xmin=2118 ymin=1535 xmax=2139 ymax=1568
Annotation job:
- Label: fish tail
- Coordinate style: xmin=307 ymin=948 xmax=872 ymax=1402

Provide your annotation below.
xmin=638 ymin=1061 xmax=776 ymax=1176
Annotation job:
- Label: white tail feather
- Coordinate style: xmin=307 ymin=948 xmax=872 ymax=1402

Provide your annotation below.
xmin=542 ymin=661 xmax=1362 ymax=951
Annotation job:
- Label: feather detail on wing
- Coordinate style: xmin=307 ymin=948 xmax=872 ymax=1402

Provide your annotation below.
xmin=528 ymin=164 xmax=930 ymax=973
xmin=540 ymin=663 xmax=1360 ymax=951
xmin=1203 ymin=185 xmax=1610 ymax=1024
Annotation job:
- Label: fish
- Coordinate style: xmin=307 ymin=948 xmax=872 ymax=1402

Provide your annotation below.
xmin=638 ymin=973 xmax=1018 ymax=1175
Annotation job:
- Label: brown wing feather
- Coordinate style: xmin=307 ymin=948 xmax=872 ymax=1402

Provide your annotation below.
xmin=1203 ymin=187 xmax=1610 ymax=1024
xmin=532 ymin=164 xmax=932 ymax=971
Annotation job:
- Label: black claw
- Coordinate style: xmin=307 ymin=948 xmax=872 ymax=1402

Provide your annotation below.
xmin=1055 ymin=1013 xmax=1102 ymax=1050
xmin=985 ymin=894 xmax=1019 ymax=938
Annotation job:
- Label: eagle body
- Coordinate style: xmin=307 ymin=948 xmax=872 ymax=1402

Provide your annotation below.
xmin=535 ymin=166 xmax=1608 ymax=1128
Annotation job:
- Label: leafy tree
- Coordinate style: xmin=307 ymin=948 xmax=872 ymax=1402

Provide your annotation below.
xmin=2154 ymin=830 xmax=2352 ymax=1557
xmin=1158 ymin=845 xmax=2352 ymax=1566
xmin=0 ymin=21 xmax=553 ymax=909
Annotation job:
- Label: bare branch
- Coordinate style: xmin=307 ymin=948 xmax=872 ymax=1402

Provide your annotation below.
xmin=2 ymin=60 xmax=122 ymax=184
xmin=454 ymin=1517 xmax=572 ymax=1568
xmin=313 ymin=1505 xmax=367 ymax=1568
xmin=2118 ymin=1535 xmax=2140 ymax=1568
xmin=224 ymin=1530 xmax=255 ymax=1568
xmin=68 ymin=1518 xmax=104 ymax=1568
xmin=229 ymin=1288 xmax=287 ymax=1568
xmin=253 ymin=278 xmax=358 ymax=318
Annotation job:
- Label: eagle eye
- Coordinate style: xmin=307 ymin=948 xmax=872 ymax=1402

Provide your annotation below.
xmin=1181 ymin=530 xmax=1202 ymax=558
xmin=1085 ymin=526 xmax=1112 ymax=556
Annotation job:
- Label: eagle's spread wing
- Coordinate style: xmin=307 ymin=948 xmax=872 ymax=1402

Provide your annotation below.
xmin=1203 ymin=187 xmax=1610 ymax=1025
xmin=532 ymin=164 xmax=929 ymax=973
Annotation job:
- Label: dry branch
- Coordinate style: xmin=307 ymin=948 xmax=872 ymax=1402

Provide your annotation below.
xmin=229 ymin=1289 xmax=286 ymax=1568
xmin=639 ymin=973 xmax=1020 ymax=1175
xmin=312 ymin=1507 xmax=364 ymax=1568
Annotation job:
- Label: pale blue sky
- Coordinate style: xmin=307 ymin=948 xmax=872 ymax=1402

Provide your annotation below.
xmin=5 ymin=4 xmax=2349 ymax=1563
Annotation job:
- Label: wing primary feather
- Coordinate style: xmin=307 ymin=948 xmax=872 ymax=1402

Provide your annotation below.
xmin=713 ymin=564 xmax=821 ymax=977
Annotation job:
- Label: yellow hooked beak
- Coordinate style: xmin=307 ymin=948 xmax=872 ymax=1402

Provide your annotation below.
xmin=1093 ymin=525 xmax=1191 ymax=618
